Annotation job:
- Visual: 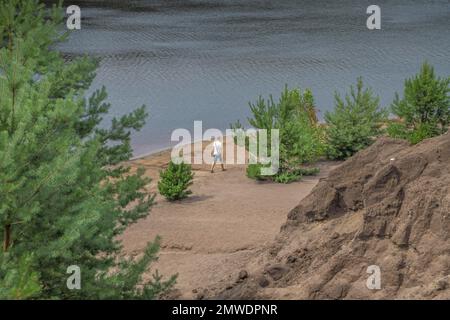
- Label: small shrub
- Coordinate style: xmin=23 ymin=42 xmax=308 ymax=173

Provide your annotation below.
xmin=246 ymin=163 xmax=270 ymax=181
xmin=387 ymin=121 xmax=439 ymax=144
xmin=325 ymin=77 xmax=388 ymax=160
xmin=273 ymin=166 xmax=319 ymax=184
xmin=158 ymin=161 xmax=194 ymax=201
xmin=247 ymin=164 xmax=319 ymax=184
xmin=408 ymin=122 xmax=440 ymax=144
xmin=386 ymin=121 xmax=409 ymax=140
xmin=274 ymin=171 xmax=302 ymax=184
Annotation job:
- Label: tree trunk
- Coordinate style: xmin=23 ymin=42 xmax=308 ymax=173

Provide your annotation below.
xmin=3 ymin=224 xmax=11 ymax=252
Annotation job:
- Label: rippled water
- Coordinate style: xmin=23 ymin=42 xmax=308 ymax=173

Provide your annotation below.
xmin=54 ymin=0 xmax=450 ymax=156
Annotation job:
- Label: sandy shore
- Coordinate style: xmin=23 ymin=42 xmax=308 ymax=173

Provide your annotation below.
xmin=121 ymin=140 xmax=337 ymax=298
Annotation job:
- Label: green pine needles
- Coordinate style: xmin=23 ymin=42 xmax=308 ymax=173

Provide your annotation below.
xmin=237 ymin=86 xmax=324 ymax=183
xmin=388 ymin=62 xmax=450 ymax=144
xmin=0 ymin=0 xmax=175 ymax=299
xmin=158 ymin=161 xmax=194 ymax=201
xmin=325 ymin=77 xmax=388 ymax=160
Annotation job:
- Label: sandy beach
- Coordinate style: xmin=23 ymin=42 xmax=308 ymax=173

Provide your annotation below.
xmin=121 ymin=140 xmax=337 ymax=298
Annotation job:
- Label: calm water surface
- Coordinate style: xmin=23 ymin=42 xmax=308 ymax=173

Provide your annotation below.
xmin=55 ymin=0 xmax=450 ymax=156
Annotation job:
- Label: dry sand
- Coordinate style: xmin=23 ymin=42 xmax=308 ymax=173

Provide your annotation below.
xmin=219 ymin=134 xmax=450 ymax=300
xmin=120 ymin=140 xmax=337 ymax=298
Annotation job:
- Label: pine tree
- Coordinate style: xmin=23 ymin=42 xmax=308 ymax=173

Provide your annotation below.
xmin=389 ymin=62 xmax=450 ymax=143
xmin=158 ymin=161 xmax=194 ymax=201
xmin=0 ymin=0 xmax=175 ymax=299
xmin=325 ymin=77 xmax=387 ymax=160
xmin=239 ymin=86 xmax=324 ymax=181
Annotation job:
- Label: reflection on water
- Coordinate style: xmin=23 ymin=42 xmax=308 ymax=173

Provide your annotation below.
xmin=54 ymin=0 xmax=450 ymax=156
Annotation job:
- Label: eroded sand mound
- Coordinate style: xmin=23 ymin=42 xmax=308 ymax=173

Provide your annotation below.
xmin=219 ymin=134 xmax=450 ymax=299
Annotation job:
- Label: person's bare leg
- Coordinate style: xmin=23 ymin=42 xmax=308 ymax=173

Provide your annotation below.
xmin=211 ymin=160 xmax=216 ymax=173
xmin=221 ymin=163 xmax=225 ymax=171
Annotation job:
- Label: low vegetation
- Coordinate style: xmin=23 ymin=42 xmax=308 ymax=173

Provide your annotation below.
xmin=325 ymin=77 xmax=388 ymax=160
xmin=158 ymin=161 xmax=194 ymax=201
xmin=387 ymin=62 xmax=450 ymax=144
xmin=234 ymin=86 xmax=324 ymax=183
xmin=238 ymin=63 xmax=448 ymax=181
xmin=2 ymin=0 xmax=449 ymax=300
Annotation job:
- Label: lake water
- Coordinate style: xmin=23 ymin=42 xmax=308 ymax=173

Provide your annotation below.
xmin=55 ymin=0 xmax=450 ymax=156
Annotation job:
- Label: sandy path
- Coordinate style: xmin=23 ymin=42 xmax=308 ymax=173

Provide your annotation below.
xmin=121 ymin=144 xmax=334 ymax=298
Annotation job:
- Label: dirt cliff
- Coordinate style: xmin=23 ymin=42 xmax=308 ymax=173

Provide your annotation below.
xmin=218 ymin=133 xmax=450 ymax=299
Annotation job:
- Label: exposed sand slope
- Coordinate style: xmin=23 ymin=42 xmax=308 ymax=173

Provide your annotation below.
xmin=121 ymin=141 xmax=337 ymax=299
xmin=219 ymin=134 xmax=450 ymax=300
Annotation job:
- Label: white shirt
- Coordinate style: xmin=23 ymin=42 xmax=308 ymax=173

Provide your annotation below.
xmin=213 ymin=140 xmax=222 ymax=156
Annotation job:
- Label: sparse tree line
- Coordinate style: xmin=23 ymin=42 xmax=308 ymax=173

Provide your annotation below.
xmin=233 ymin=62 xmax=449 ymax=183
xmin=0 ymin=0 xmax=448 ymax=299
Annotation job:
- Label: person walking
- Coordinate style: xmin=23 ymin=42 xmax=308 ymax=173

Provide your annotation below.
xmin=210 ymin=137 xmax=225 ymax=173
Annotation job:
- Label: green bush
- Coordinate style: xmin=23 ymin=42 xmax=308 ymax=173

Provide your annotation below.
xmin=246 ymin=163 xmax=260 ymax=180
xmin=158 ymin=161 xmax=194 ymax=201
xmin=238 ymin=86 xmax=324 ymax=182
xmin=280 ymin=117 xmax=325 ymax=168
xmin=386 ymin=121 xmax=409 ymax=140
xmin=387 ymin=121 xmax=439 ymax=144
xmin=274 ymin=166 xmax=320 ymax=183
xmin=246 ymin=164 xmax=319 ymax=184
xmin=408 ymin=123 xmax=440 ymax=144
xmin=246 ymin=163 xmax=270 ymax=181
xmin=388 ymin=62 xmax=450 ymax=144
xmin=325 ymin=77 xmax=388 ymax=160
xmin=274 ymin=171 xmax=302 ymax=184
